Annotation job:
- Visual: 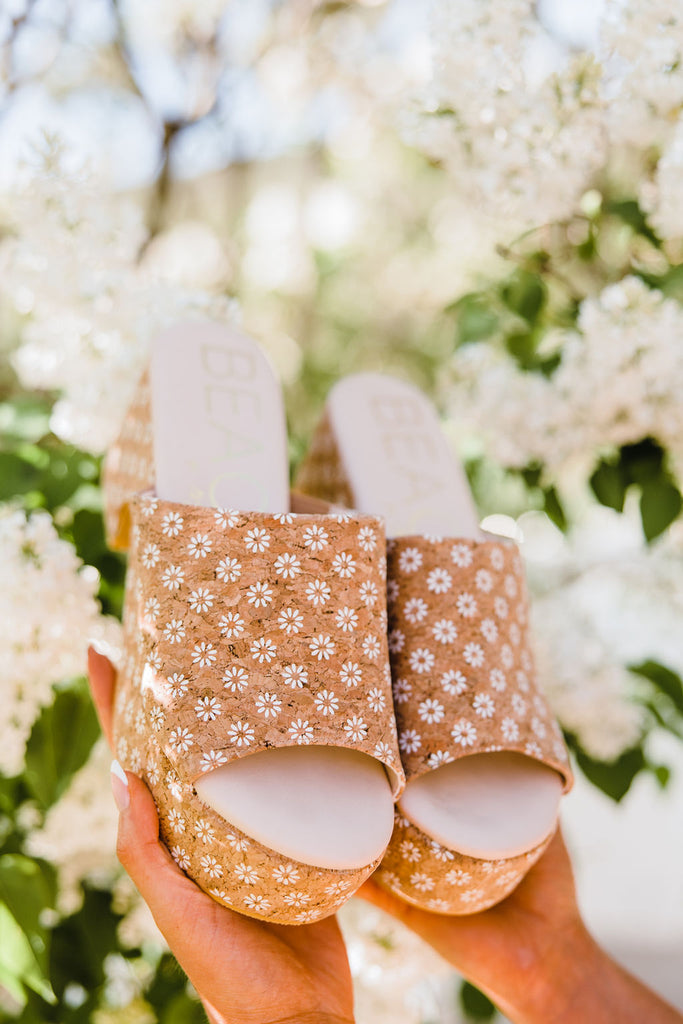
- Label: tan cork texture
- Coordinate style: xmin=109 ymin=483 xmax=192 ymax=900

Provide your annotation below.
xmin=112 ymin=493 xmax=405 ymax=923
xmin=295 ymin=412 xmax=574 ymax=914
xmin=102 ymin=371 xmax=154 ymax=551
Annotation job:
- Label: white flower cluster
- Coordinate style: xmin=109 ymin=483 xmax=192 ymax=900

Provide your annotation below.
xmin=412 ymin=0 xmax=606 ymax=226
xmin=0 ymin=508 xmax=120 ymax=777
xmin=448 ymin=276 xmax=683 ymax=476
xmin=1 ymin=152 xmax=238 ymax=455
xmin=415 ymin=0 xmax=683 ymax=230
xmin=522 ymin=503 xmax=683 ymax=763
xmin=600 ymin=0 xmax=683 ymax=150
xmin=339 ymin=899 xmax=452 ymax=1024
xmin=640 ymin=117 xmax=683 ymax=241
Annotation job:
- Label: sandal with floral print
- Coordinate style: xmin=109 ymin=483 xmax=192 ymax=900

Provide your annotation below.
xmin=296 ymin=372 xmax=573 ymax=914
xmin=103 ymin=324 xmax=405 ymax=923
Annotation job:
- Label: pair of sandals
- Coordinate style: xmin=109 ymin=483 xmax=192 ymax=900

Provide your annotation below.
xmin=104 ymin=321 xmax=573 ymax=925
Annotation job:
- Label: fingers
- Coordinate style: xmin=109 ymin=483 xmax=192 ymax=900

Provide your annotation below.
xmin=87 ymin=646 xmax=116 ymax=746
xmin=112 ymin=766 xmax=217 ymax=943
xmin=111 ymin=765 xmax=284 ymax=1010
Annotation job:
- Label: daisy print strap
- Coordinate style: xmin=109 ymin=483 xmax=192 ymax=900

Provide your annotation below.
xmin=386 ymin=535 xmax=572 ymax=792
xmin=123 ymin=495 xmax=403 ymax=797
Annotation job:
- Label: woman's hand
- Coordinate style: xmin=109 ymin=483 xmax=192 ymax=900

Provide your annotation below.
xmin=88 ymin=646 xmax=355 ymax=1024
xmin=358 ymin=814 xmax=682 ymax=1024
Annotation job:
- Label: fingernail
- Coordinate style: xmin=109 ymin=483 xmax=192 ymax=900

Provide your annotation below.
xmin=110 ymin=759 xmax=130 ymax=812
xmin=88 ymin=639 xmax=115 ymax=660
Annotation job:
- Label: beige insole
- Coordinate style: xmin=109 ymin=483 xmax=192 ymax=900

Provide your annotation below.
xmin=326 ymin=372 xmax=563 ymax=859
xmin=152 ymin=323 xmax=395 ymax=870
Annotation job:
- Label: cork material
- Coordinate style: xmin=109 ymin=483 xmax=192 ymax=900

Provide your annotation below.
xmin=384 ymin=536 xmax=572 ymax=788
xmin=376 ymin=809 xmax=552 ymax=914
xmin=294 ymin=410 xmax=355 ymax=510
xmin=102 ymin=371 xmax=154 ymax=551
xmin=296 ymin=409 xmax=574 ymax=914
xmin=112 ymin=493 xmax=405 ymax=923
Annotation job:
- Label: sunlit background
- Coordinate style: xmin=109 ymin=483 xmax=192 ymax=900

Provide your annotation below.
xmin=1 ymin=1 xmax=683 ymax=1021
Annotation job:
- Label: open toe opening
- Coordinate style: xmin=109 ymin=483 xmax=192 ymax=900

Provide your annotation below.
xmin=194 ymin=746 xmax=396 ymax=870
xmin=398 ymin=751 xmax=564 ymax=860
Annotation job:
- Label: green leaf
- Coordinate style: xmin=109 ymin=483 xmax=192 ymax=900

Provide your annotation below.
xmin=650 ymin=262 xmax=683 ymax=301
xmin=604 ymin=199 xmax=660 ymax=246
xmin=641 ymin=699 xmax=683 ymax=741
xmin=451 ymin=294 xmax=499 ymax=346
xmin=50 ymin=885 xmax=130 ymax=1006
xmin=70 ymin=509 xmax=107 ymax=568
xmin=573 ymin=745 xmax=646 ymax=802
xmin=630 ymin=660 xmax=683 ymax=715
xmin=519 ymin=463 xmax=543 ymax=488
xmin=39 ymin=447 xmax=99 ymax=512
xmin=500 ymin=270 xmax=547 ymax=324
xmin=0 ymin=901 xmax=55 ymax=1006
xmin=460 ymin=980 xmax=497 ymax=1020
xmin=23 ymin=681 xmax=101 ymax=811
xmin=504 ymin=330 xmax=538 ymax=369
xmin=620 ymin=438 xmax=664 ymax=485
xmin=0 ymin=398 xmax=52 ymax=446
xmin=543 ymin=486 xmax=567 ymax=531
xmin=146 ymin=954 xmax=204 ymax=1024
xmin=0 ymin=856 xmax=56 ymax=976
xmin=0 ymin=452 xmax=41 ymax=500
xmin=640 ymin=477 xmax=682 ymax=541
xmin=590 ymin=459 xmax=627 ymax=512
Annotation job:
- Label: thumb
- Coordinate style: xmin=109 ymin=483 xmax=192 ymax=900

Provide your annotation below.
xmin=111 ymin=761 xmax=212 ymax=941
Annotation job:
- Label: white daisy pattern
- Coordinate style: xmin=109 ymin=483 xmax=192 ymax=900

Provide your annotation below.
xmin=247 ymin=581 xmax=274 ymax=607
xmin=281 ymin=664 xmax=308 ymax=689
xmin=277 ymin=607 xmax=304 ymax=634
xmin=161 ymin=564 xmax=185 ymax=590
xmin=250 ymin=638 xmax=277 ymax=664
xmin=187 ymin=533 xmax=212 ymax=559
xmin=218 ymin=612 xmax=245 ymax=638
xmin=216 ymin=556 xmax=242 ymax=583
xmin=244 ymin=527 xmax=270 ymax=553
xmin=398 ymin=547 xmax=423 ymax=573
xmin=432 ymin=618 xmax=458 ymax=644
xmin=227 ymin=721 xmax=255 ymax=747
xmin=332 ymin=552 xmax=356 ymax=577
xmin=385 ymin=535 xmax=571 ymax=802
xmin=192 ymin=641 xmax=217 ymax=667
xmin=274 ymin=553 xmax=302 ymax=579
xmin=340 ymin=661 xmax=362 ymax=687
xmin=255 ymin=692 xmax=282 ymax=719
xmin=214 ymin=508 xmax=240 ymax=529
xmin=302 ymin=524 xmax=328 ymax=551
xmin=335 ymin=606 xmax=359 ymax=632
xmin=161 ymin=511 xmax=184 ymax=537
xmin=195 ymin=697 xmax=222 ymax=722
xmin=309 ymin=634 xmax=335 ymax=661
xmin=188 ymin=587 xmax=214 ymax=613
xmin=141 ymin=542 xmax=161 ymax=569
xmin=314 ymin=690 xmax=339 ymax=716
xmin=223 ymin=666 xmax=249 ymax=693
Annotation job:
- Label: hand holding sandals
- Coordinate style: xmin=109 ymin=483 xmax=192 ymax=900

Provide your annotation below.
xmin=89 ymin=647 xmax=682 ymax=1024
xmin=90 ymin=647 xmax=355 ymax=1024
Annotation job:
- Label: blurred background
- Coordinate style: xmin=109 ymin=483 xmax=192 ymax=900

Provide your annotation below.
xmin=0 ymin=0 xmax=682 ymax=1021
